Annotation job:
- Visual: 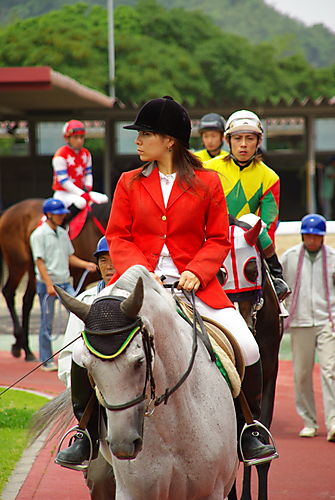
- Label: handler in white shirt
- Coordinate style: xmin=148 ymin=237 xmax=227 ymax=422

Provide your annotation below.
xmin=57 ymin=236 xmax=116 ymax=499
xmin=281 ymin=214 xmax=335 ymax=441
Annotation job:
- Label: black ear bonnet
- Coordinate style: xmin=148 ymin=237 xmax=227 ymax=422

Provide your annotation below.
xmin=82 ymin=296 xmax=141 ymax=359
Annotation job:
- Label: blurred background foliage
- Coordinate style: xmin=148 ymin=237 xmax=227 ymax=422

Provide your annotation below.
xmin=0 ymin=0 xmax=334 ymax=105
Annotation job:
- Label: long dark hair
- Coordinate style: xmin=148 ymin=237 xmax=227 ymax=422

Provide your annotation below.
xmin=171 ymin=139 xmax=206 ymax=190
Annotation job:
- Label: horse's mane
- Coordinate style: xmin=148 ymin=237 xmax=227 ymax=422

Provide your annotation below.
xmin=109 ymin=265 xmax=165 ymax=299
xmin=90 ymin=201 xmax=112 ymax=223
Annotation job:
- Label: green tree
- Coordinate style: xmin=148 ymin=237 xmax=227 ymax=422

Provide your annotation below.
xmin=2 ymin=0 xmax=335 ymax=67
xmin=115 ymin=32 xmax=210 ymax=105
xmin=0 ymin=1 xmax=334 ymax=106
xmin=0 ymin=4 xmax=109 ymax=92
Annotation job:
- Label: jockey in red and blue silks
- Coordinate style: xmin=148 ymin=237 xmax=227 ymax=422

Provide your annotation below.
xmin=52 ymin=120 xmax=108 ymax=220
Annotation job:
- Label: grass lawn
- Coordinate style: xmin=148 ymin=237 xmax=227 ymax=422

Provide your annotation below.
xmin=0 ymin=389 xmax=48 ymax=494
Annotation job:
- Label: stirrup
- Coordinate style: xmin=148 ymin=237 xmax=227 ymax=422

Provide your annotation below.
xmin=239 ymin=420 xmax=279 ymax=467
xmin=55 ymin=425 xmax=93 ymax=471
xmin=279 ymin=301 xmax=289 ymax=318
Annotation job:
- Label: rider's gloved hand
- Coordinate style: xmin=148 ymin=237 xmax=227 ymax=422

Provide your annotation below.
xmin=89 ymin=192 xmax=109 ymax=204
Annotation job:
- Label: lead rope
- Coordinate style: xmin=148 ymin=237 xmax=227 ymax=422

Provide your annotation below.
xmin=322 ymin=245 xmax=335 ymax=332
xmin=283 ymin=244 xmax=305 ymax=330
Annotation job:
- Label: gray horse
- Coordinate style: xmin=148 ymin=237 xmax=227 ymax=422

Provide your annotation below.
xmin=32 ymin=265 xmax=238 ymax=499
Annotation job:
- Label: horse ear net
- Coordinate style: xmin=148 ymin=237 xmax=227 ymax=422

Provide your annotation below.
xmin=120 ymin=278 xmax=144 ymax=319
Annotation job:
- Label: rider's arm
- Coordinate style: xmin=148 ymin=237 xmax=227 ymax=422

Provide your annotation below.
xmin=84 ymin=152 xmax=93 ymax=192
xmin=106 ymin=172 xmax=152 ymax=274
xmin=52 ymin=156 xmax=85 ymax=196
xmin=259 ymin=176 xmax=280 ymax=246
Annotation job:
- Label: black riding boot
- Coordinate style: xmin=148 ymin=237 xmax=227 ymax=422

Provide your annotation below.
xmin=61 ymin=203 xmax=82 ymax=228
xmin=55 ymin=361 xmax=99 ymax=469
xmin=236 ymin=360 xmax=277 ymax=465
xmin=265 ymin=253 xmax=291 ymax=301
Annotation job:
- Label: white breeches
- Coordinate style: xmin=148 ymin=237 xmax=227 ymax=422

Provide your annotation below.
xmin=53 ymin=191 xmax=108 ymax=210
xmin=53 ymin=191 xmax=86 ymax=209
xmin=194 ymin=299 xmax=259 ymax=366
xmin=154 ymin=257 xmax=260 ymax=366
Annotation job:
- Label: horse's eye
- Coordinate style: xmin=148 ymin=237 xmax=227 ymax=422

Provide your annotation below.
xmin=134 ymin=357 xmax=144 ymax=369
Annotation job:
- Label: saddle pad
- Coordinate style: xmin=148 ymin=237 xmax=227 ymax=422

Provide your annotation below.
xmin=68 ymin=206 xmax=89 ymax=240
xmin=177 ymin=299 xmax=245 ymax=398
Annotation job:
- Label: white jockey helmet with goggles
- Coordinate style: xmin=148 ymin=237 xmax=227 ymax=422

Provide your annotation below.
xmin=225 ymin=110 xmax=263 ymax=137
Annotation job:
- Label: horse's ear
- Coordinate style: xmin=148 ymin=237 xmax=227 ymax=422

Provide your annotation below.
xmin=120 ymin=277 xmax=144 ymax=319
xmin=54 ymin=285 xmax=91 ymax=321
xmin=244 ymin=218 xmax=262 ymax=247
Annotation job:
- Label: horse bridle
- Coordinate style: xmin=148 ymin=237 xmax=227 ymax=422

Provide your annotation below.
xmin=93 ymin=320 xmax=156 ymax=413
xmin=93 ymin=286 xmax=215 ymax=416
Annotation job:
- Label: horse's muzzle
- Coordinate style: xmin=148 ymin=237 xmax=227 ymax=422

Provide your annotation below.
xmin=109 ymin=435 xmax=143 ymax=460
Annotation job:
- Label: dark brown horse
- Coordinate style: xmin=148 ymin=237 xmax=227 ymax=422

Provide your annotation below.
xmin=0 ymin=198 xmax=111 ymax=362
xmin=225 ymin=216 xmax=283 ymax=500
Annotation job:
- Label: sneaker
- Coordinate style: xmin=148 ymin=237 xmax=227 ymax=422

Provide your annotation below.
xmin=327 ymin=425 xmax=335 ymax=442
xmin=299 ymin=426 xmax=317 ymax=438
xmin=41 ymin=362 xmax=57 ymax=372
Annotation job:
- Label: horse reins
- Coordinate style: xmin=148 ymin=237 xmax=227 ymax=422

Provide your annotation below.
xmin=92 ymin=320 xmax=156 ymax=412
xmin=92 ymin=286 xmax=216 ymax=415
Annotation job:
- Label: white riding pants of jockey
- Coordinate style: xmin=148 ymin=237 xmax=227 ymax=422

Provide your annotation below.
xmin=72 ymin=254 xmax=260 ymax=368
xmin=154 ymin=255 xmax=260 ymax=366
xmin=53 ymin=190 xmax=108 ymax=210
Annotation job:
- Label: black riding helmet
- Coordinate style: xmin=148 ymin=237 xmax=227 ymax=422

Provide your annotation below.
xmin=123 ymin=96 xmax=191 ymax=148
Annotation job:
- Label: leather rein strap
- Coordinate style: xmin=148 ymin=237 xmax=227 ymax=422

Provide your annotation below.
xmin=153 ymin=286 xmax=216 ymax=407
xmin=78 ymin=391 xmax=97 ymax=430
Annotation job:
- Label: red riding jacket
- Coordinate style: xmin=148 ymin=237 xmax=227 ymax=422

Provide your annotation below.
xmin=106 ymin=163 xmax=233 ymax=309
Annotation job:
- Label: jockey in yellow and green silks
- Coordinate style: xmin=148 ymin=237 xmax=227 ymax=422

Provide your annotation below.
xmin=194 ymin=113 xmax=227 ymax=161
xmin=205 ymin=110 xmax=290 ymax=301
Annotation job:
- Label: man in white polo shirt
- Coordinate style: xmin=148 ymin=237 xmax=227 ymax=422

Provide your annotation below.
xmin=30 ymin=198 xmax=96 ymax=371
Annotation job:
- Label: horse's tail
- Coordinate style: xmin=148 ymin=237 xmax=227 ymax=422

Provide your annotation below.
xmin=29 ymin=388 xmax=74 ymax=444
xmin=0 ymin=244 xmax=3 ymax=287
xmin=0 ymin=209 xmax=4 ymax=285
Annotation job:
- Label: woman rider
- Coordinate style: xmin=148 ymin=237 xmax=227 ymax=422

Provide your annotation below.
xmin=56 ymin=97 xmax=277 ymax=469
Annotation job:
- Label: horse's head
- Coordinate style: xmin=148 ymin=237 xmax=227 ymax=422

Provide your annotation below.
xmin=55 ymin=269 xmax=155 ymax=460
xmin=222 ymin=218 xmax=263 ymax=299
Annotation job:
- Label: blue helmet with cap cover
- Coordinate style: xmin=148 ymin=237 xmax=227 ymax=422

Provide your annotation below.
xmin=301 ymin=213 xmax=326 ymax=235
xmin=93 ymin=236 xmax=109 ymax=257
xmin=42 ymin=198 xmax=69 ymax=215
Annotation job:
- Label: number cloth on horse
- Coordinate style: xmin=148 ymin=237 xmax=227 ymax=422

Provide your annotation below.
xmin=222 ymin=223 xmax=263 ymax=295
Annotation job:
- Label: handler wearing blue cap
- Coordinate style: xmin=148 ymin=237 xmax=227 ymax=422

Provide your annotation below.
xmin=281 ymin=214 xmax=335 ymax=441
